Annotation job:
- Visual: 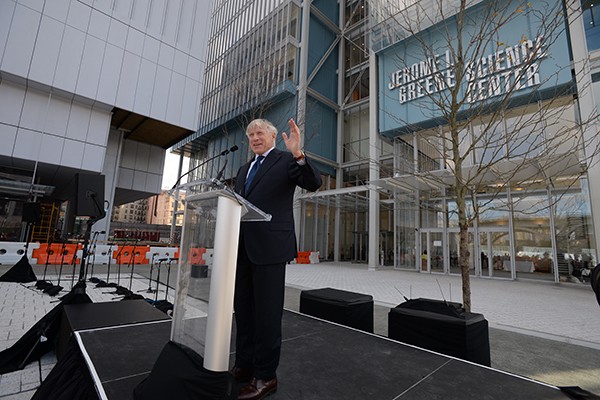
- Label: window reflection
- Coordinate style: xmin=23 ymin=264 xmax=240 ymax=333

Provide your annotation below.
xmin=345 ymin=0 xmax=367 ymax=27
xmin=553 ymin=184 xmax=596 ymax=280
xmin=343 ymin=105 xmax=369 ymax=162
xmin=582 ymin=0 xmax=600 ymax=51
xmin=345 ymin=31 xmax=368 ymax=69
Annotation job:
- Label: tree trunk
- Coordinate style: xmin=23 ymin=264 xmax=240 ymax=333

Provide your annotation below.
xmin=459 ymin=222 xmax=471 ymax=312
xmin=455 ymin=187 xmax=472 ymax=312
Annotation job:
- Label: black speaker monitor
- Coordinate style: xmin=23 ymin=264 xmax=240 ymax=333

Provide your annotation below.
xmin=75 ymin=173 xmax=105 ymax=217
xmin=22 ymin=202 xmax=41 ymax=223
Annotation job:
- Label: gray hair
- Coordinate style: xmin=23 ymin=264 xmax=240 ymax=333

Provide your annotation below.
xmin=246 ymin=119 xmax=277 ymax=136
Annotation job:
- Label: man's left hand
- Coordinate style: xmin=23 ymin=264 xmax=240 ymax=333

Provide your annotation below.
xmin=282 ymin=118 xmax=302 ymax=158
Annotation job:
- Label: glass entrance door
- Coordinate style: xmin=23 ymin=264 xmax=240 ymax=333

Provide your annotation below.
xmin=478 ymin=229 xmax=511 ymax=278
xmin=421 ymin=230 xmax=444 ymax=273
xmin=448 ymin=229 xmax=475 ymax=276
xmin=420 ymin=228 xmax=511 ymax=278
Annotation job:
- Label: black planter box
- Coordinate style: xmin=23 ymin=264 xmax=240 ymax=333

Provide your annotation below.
xmin=190 ymin=264 xmax=208 ymax=278
xmin=388 ymin=298 xmax=491 ymax=366
xmin=300 ymin=287 xmax=374 ymax=333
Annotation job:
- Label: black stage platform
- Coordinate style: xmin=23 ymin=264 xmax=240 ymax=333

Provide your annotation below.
xmin=57 ymin=300 xmax=170 ymax=360
xmin=67 ymin=305 xmax=571 ymax=400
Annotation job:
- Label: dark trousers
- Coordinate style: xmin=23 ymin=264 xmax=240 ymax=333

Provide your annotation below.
xmin=233 ymin=251 xmax=286 ymax=380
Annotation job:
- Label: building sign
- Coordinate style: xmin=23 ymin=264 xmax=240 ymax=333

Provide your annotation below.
xmin=378 ymin=0 xmax=573 ymax=137
xmin=388 ymin=36 xmax=547 ymax=105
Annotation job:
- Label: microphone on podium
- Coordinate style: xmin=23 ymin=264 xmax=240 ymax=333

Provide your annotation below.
xmin=170 ymin=145 xmax=239 ymax=192
xmin=215 ymin=159 xmax=229 ymax=182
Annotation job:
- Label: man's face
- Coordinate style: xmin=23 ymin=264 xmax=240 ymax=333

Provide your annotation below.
xmin=247 ymin=125 xmax=276 ymax=156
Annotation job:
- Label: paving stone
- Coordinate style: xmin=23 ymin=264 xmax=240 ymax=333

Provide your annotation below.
xmin=40 ymin=364 xmax=55 ymax=381
xmin=0 ymin=374 xmax=21 ymax=396
xmin=21 ymin=383 xmax=39 ymax=392
xmin=19 ymin=367 xmax=40 ymax=385
xmin=0 ymin=389 xmax=38 ymax=400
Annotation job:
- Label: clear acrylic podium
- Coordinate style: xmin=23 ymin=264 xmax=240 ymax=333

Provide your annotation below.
xmin=170 ymin=180 xmax=271 ymax=372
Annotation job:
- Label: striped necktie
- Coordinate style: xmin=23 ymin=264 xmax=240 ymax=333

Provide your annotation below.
xmin=245 ymin=155 xmax=264 ymax=193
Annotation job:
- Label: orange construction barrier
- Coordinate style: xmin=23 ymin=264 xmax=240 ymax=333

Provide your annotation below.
xmin=113 ymin=245 xmax=150 ymax=264
xmin=189 ymin=247 xmax=207 ymax=264
xmin=295 ymin=251 xmax=311 ymax=264
xmin=33 ymin=243 xmax=80 ymax=265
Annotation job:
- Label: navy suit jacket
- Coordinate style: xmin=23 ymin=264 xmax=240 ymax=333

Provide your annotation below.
xmin=234 ymin=148 xmax=322 ymax=265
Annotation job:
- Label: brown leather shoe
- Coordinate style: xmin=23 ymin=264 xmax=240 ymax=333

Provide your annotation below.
xmin=237 ymin=377 xmax=278 ymax=400
xmin=230 ymin=366 xmax=254 ymax=382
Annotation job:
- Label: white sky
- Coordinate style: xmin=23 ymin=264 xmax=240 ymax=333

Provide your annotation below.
xmin=161 ymin=151 xmax=188 ymax=190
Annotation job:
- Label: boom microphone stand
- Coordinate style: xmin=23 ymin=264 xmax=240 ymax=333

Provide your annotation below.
xmin=42 ymin=241 xmax=66 ymax=296
xmin=104 ymin=243 xmax=127 ymax=294
xmin=112 ymin=240 xmax=148 ymax=300
xmin=154 ymin=258 xmax=167 ymax=303
xmin=110 ymin=239 xmax=139 ymax=300
xmin=35 ymin=238 xmax=55 ymax=291
xmin=95 ymin=242 xmax=114 ymax=288
xmin=57 ymin=242 xmax=67 ymax=287
xmin=70 ymin=240 xmax=79 ymax=289
xmin=115 ymin=244 xmax=125 ymax=287
xmin=71 ymin=191 xmax=107 ymax=295
xmin=88 ymin=231 xmax=102 ymax=283
xmin=127 ymin=239 xmax=140 ymax=291
xmin=104 ymin=238 xmax=135 ymax=297
xmin=139 ymin=252 xmax=160 ymax=294
xmin=163 ymin=257 xmax=178 ymax=301
xmin=151 ymin=257 xmax=176 ymax=315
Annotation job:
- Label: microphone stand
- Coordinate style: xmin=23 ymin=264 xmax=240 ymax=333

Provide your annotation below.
xmin=43 ymin=241 xmax=65 ymax=296
xmin=71 ymin=192 xmax=106 ymax=296
xmin=56 ymin=242 xmax=67 ymax=287
xmin=107 ymin=245 xmax=125 ymax=290
xmin=106 ymin=242 xmax=114 ymax=284
xmin=35 ymin=237 xmax=54 ymax=290
xmin=163 ymin=257 xmax=178 ymax=301
xmin=127 ymin=239 xmax=140 ymax=291
xmin=140 ymin=253 xmax=160 ymax=293
xmin=151 ymin=257 xmax=176 ymax=315
xmin=88 ymin=231 xmax=101 ymax=283
xmin=207 ymin=157 xmax=231 ymax=189
xmin=105 ymin=238 xmax=135 ymax=297
xmin=70 ymin=240 xmax=79 ymax=288
xmin=154 ymin=258 xmax=167 ymax=303
xmin=96 ymin=242 xmax=114 ymax=288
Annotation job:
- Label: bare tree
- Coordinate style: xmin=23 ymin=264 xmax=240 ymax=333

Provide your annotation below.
xmin=374 ymin=0 xmax=599 ymax=311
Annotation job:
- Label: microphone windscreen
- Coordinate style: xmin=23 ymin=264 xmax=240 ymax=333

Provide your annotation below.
xmin=230 ymin=145 xmax=239 ymax=152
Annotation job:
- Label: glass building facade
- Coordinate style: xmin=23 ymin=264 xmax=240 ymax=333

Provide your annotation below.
xmin=173 ymin=0 xmax=600 ymax=285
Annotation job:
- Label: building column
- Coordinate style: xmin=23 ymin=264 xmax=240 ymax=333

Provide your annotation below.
xmin=97 ymin=129 xmax=125 ymax=242
xmin=334 ymin=0 xmax=344 ymax=263
xmin=368 ymin=50 xmax=380 ymax=270
xmin=294 ymin=0 xmax=312 ymax=247
xmin=297 ymin=0 xmax=311 ymax=130
xmin=169 ymin=153 xmax=185 ymax=245
xmin=565 ymin=0 xmax=600 ymax=257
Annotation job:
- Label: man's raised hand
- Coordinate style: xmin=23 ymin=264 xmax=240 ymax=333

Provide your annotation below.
xmin=282 ymin=118 xmax=302 ymax=158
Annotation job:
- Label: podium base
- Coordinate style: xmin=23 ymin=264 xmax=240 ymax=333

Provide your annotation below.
xmin=133 ymin=341 xmax=236 ymax=400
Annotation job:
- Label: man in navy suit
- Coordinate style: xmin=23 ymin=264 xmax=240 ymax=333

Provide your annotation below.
xmin=232 ymin=118 xmax=322 ymax=400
